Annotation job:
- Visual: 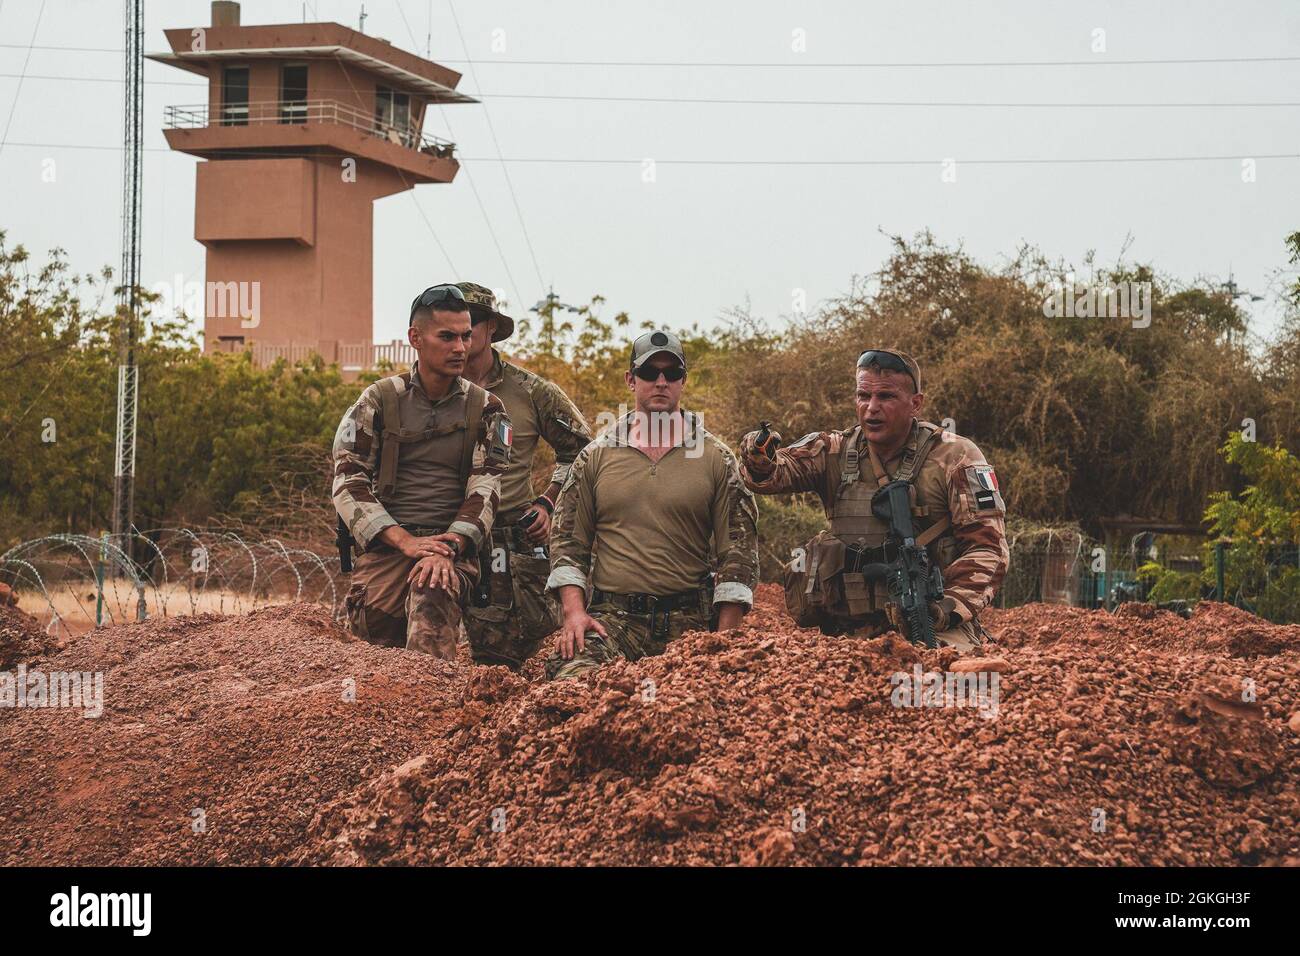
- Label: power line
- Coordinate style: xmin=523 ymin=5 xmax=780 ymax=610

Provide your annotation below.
xmin=422 ymin=55 xmax=1300 ymax=68
xmin=393 ymin=0 xmax=524 ymax=308
xmin=3 ymin=43 xmax=1300 ymax=67
xmin=0 ymin=0 xmax=46 ymax=159
xmin=467 ymin=93 xmax=1300 ymax=109
xmin=5 ymin=73 xmax=1300 ymax=109
xmin=0 ymin=42 xmax=127 ymax=52
xmin=3 ymin=141 xmax=1295 ymax=167
xmin=444 ymin=0 xmax=546 ymax=293
xmin=453 ymin=153 xmax=1300 ymax=167
xmin=323 ymin=47 xmax=459 ymax=276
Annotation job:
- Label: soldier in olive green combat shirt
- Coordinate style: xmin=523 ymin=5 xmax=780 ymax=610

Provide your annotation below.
xmin=545 ymin=330 xmax=760 ymax=680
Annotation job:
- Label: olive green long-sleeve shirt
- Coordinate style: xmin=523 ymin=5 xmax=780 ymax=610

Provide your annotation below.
xmin=547 ymin=411 xmax=759 ymax=607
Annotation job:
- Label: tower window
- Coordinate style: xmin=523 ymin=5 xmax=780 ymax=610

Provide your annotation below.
xmin=221 ymin=66 xmax=249 ymax=126
xmin=375 ymin=86 xmax=412 ymax=145
xmin=280 ymin=64 xmax=308 ymax=124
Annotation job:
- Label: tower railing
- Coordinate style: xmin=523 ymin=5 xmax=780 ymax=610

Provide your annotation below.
xmin=210 ymin=340 xmax=418 ymax=373
xmin=164 ymin=100 xmax=456 ymax=157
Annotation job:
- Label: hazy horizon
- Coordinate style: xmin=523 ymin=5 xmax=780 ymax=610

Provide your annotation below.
xmin=2 ymin=0 xmax=1297 ymax=349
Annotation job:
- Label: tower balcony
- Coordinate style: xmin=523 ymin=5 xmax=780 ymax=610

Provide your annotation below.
xmin=162 ymin=98 xmax=460 ymax=184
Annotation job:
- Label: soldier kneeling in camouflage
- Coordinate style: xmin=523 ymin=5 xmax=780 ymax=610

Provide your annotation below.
xmin=456 ymin=282 xmax=593 ymax=670
xmin=545 ymin=331 xmax=760 ymax=680
xmin=331 ymin=284 xmax=512 ymax=658
xmin=739 ymin=348 xmax=1009 ymax=650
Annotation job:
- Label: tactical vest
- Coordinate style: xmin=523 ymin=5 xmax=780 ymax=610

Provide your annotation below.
xmin=796 ymin=421 xmax=953 ymax=619
xmin=373 ymin=372 xmax=488 ymax=531
xmin=486 ymin=361 xmax=543 ymax=518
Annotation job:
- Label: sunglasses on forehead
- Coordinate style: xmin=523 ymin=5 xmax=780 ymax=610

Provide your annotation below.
xmin=632 ymin=364 xmax=686 ymax=382
xmin=409 ymin=284 xmax=466 ymax=324
xmin=856 ymin=349 xmax=916 ymax=388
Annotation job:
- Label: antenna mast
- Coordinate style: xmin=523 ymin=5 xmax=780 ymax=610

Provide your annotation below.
xmin=113 ymin=0 xmax=144 ymax=553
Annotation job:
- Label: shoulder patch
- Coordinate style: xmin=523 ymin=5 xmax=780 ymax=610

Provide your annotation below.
xmin=486 ymin=410 xmax=513 ymax=466
xmin=964 ymin=465 xmax=1004 ymax=513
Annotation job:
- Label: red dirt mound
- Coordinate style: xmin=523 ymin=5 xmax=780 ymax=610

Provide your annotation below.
xmin=5 ymin=588 xmax=1298 ymax=866
xmin=0 ymin=604 xmax=467 ymax=865
xmin=982 ymin=600 xmax=1300 ymax=657
xmin=296 ymin=589 xmax=1300 ymax=866
xmin=0 ymin=601 xmax=59 ymax=669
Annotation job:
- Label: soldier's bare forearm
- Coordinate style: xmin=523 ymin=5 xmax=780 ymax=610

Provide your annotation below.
xmin=378 ymin=525 xmax=413 ymax=551
xmin=559 ymin=585 xmax=587 ymax=619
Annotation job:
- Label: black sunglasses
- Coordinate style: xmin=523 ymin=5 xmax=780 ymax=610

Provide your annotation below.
xmin=633 ymin=364 xmax=686 ymax=383
xmin=409 ymin=284 xmax=466 ymax=324
xmin=856 ymin=349 xmax=916 ymax=388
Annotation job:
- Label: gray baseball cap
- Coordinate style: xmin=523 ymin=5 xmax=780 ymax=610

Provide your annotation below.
xmin=630 ymin=329 xmax=687 ymax=369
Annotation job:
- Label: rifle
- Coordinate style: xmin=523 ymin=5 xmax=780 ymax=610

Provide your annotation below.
xmin=858 ymin=479 xmax=945 ymax=648
xmin=336 ymin=515 xmax=354 ymax=574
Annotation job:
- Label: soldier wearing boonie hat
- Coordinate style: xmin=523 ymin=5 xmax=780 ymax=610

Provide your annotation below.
xmin=456 ymin=282 xmax=594 ymax=670
xmin=738 ymin=347 xmax=1009 ymax=651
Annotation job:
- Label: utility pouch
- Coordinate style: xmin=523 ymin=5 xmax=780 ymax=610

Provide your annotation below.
xmin=467 ymin=532 xmax=513 ymax=622
xmin=785 ymin=531 xmax=850 ymax=626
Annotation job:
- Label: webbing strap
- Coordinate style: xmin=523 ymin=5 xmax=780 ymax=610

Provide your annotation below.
xmin=375 ymin=375 xmax=403 ymax=500
xmin=460 ymin=383 xmax=488 ymax=486
xmin=375 ymin=375 xmax=488 ymax=502
xmin=835 ymin=421 xmax=953 ymax=546
xmin=866 ymin=440 xmax=891 ymax=489
xmin=896 ymin=423 xmax=940 ymax=484
xmin=843 ymin=431 xmax=860 ymax=484
xmin=915 ymin=516 xmax=951 ymax=548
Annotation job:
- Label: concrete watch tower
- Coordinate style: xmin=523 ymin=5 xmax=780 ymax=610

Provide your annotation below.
xmin=149 ymin=1 xmax=476 ymax=369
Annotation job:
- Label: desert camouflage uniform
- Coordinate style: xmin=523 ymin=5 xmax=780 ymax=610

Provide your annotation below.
xmin=332 ymin=364 xmax=510 ymax=658
xmin=740 ymin=418 xmax=1009 ymax=650
xmin=545 ymin=411 xmax=760 ymax=680
xmin=465 ymin=350 xmax=592 ymax=669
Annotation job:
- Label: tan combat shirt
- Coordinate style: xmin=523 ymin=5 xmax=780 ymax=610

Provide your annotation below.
xmin=331 ymin=364 xmax=508 ymax=554
xmin=742 ymin=419 xmax=1010 ymax=623
xmin=481 ymin=349 xmax=592 ymax=519
xmin=548 ymin=411 xmax=760 ymax=607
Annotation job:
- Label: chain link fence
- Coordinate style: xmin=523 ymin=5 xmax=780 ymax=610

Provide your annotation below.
xmin=999 ymin=529 xmax=1300 ymax=623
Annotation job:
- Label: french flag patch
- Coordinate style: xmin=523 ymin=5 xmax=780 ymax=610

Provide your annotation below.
xmin=975 ymin=465 xmax=998 ymax=491
xmin=497 ymin=419 xmax=513 ymax=447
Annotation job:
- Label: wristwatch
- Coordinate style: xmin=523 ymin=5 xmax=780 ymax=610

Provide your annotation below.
xmin=445 ymin=536 xmax=461 ymax=558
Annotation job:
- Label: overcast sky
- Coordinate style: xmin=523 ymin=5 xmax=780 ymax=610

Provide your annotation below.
xmin=1 ymin=0 xmax=1297 ymax=347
